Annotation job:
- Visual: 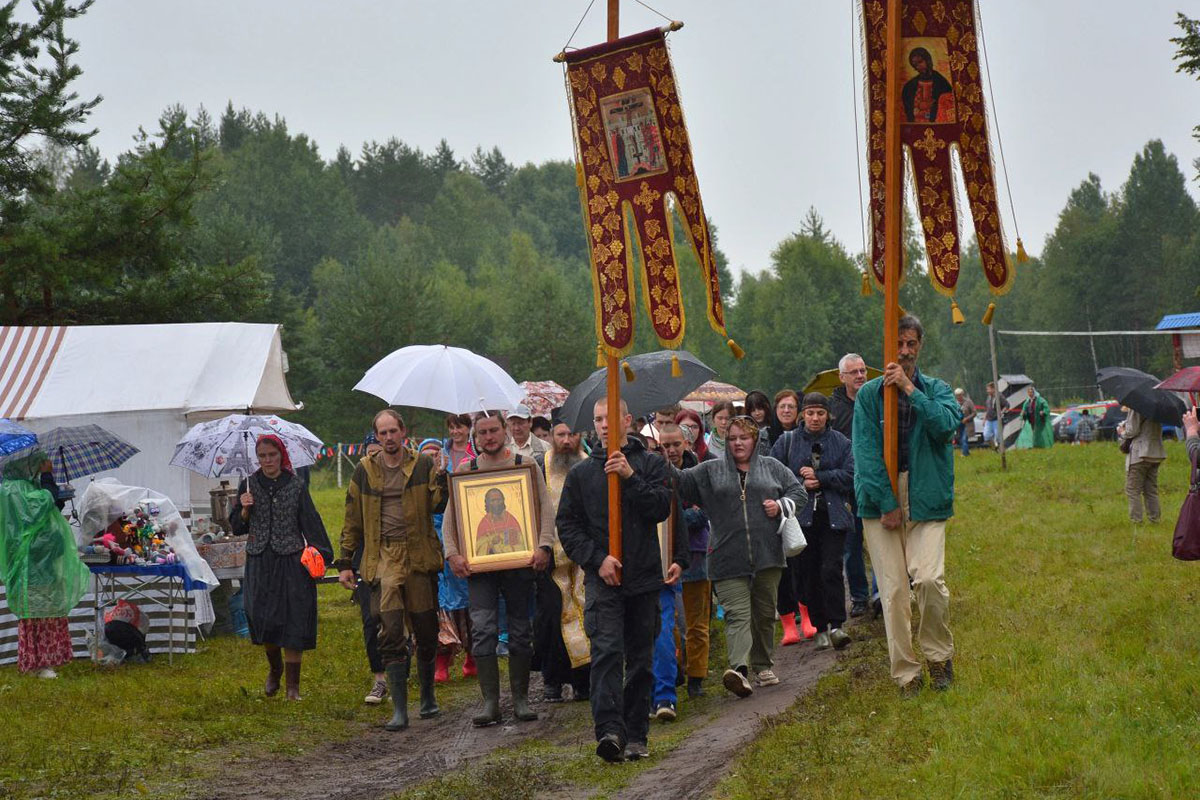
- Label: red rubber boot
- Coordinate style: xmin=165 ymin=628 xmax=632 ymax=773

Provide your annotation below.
xmin=462 ymin=651 xmax=477 ymax=678
xmin=434 ymin=651 xmax=451 ymax=684
xmin=798 ymin=604 xmax=818 ymax=639
xmin=780 ymin=613 xmax=801 ymax=646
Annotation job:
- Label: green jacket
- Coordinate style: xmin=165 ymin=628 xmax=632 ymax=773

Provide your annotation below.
xmin=335 ymin=447 xmax=447 ymax=583
xmin=852 ymin=369 xmax=959 ymax=521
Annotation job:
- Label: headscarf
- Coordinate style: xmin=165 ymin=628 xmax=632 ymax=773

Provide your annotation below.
xmin=675 ymin=409 xmax=709 ymax=461
xmin=417 ymin=438 xmax=443 ymax=456
xmin=255 ymin=434 xmax=294 ymax=474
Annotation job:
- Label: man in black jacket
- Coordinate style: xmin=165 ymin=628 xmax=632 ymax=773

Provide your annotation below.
xmin=830 ymin=353 xmax=875 ymax=617
xmin=557 ymin=398 xmax=676 ymax=763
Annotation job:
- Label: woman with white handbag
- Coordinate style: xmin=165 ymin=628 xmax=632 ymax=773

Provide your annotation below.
xmin=673 ymin=417 xmax=807 ymax=698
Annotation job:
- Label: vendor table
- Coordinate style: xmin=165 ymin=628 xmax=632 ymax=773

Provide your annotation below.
xmin=90 ymin=564 xmax=202 ymax=665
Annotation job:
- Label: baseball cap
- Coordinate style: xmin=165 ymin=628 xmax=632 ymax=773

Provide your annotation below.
xmin=507 ymin=404 xmax=532 ymax=420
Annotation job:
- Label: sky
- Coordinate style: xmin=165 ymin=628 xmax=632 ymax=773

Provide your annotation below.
xmin=51 ymin=0 xmax=1200 ymax=277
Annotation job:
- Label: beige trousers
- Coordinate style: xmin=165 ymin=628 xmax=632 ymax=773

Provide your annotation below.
xmin=862 ymin=472 xmax=954 ymax=686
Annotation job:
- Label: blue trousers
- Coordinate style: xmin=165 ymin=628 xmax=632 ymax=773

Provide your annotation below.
xmin=844 ymin=517 xmax=878 ymax=604
xmin=652 ymin=584 xmax=680 ymax=705
xmin=956 ymin=423 xmax=970 ymax=455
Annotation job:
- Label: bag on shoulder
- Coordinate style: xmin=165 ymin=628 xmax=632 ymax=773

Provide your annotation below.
xmin=1172 ymin=453 xmax=1200 ymax=561
xmin=300 ymin=537 xmax=326 ymax=579
xmin=777 ymin=497 xmax=807 ymax=557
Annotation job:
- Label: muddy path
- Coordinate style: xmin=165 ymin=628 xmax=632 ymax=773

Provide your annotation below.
xmin=188 ymin=635 xmax=842 ymax=800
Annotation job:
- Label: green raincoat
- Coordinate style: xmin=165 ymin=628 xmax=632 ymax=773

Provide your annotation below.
xmin=0 ymin=452 xmax=90 ymax=619
xmin=1017 ymin=392 xmax=1054 ymax=450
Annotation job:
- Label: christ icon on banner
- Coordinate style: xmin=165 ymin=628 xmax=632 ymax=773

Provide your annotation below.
xmin=600 ymin=89 xmax=667 ymax=182
xmin=902 ymin=40 xmax=956 ymax=124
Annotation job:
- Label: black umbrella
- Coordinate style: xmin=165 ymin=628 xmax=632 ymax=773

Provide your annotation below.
xmin=558 ymin=350 xmax=717 ymax=433
xmin=1096 ymin=366 xmax=1186 ymax=426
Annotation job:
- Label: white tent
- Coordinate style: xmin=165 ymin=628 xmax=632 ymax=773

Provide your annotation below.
xmin=0 ymin=323 xmax=299 ymax=516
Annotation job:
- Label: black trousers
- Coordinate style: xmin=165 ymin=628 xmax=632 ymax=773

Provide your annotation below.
xmin=797 ymin=505 xmax=847 ymax=632
xmin=354 ymin=579 xmax=384 ymax=674
xmin=534 ymin=571 xmax=590 ymax=693
xmin=583 ymin=575 xmax=658 ymax=745
xmin=468 ymin=568 xmax=535 ymax=658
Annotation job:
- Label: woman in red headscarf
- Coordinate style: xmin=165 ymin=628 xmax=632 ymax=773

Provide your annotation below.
xmin=675 ymin=409 xmax=713 ymax=461
xmin=230 ymin=434 xmax=333 ymax=701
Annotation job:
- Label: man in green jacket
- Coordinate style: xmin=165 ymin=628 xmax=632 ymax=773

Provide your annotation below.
xmin=852 ymin=315 xmax=959 ymax=695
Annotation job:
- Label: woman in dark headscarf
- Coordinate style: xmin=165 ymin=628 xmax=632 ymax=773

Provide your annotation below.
xmin=231 ymin=434 xmax=332 ymax=701
xmin=0 ymin=451 xmax=89 ymax=678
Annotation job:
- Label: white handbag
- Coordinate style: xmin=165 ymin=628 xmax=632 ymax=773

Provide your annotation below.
xmin=778 ymin=497 xmax=807 ymax=557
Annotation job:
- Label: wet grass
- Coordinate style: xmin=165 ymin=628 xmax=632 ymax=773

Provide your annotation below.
xmin=715 ymin=441 xmax=1200 ymax=800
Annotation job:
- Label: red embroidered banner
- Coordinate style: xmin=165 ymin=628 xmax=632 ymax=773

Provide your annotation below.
xmin=564 ymin=29 xmax=728 ymax=357
xmin=863 ymin=0 xmax=1013 ymax=295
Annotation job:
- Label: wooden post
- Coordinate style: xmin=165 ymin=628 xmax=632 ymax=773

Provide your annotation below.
xmin=882 ymin=0 xmax=902 ymax=497
xmin=606 ymin=0 xmax=623 ymax=574
xmin=988 ymin=323 xmax=1007 ymax=470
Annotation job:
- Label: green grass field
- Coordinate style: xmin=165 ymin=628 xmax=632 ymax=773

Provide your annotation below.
xmin=716 ymin=441 xmax=1200 ymax=799
xmin=0 ymin=443 xmax=1195 ymax=799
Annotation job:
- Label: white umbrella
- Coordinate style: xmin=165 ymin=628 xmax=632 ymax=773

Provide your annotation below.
xmin=354 ymin=344 xmax=524 ymax=414
xmin=171 ymin=414 xmax=323 ymax=479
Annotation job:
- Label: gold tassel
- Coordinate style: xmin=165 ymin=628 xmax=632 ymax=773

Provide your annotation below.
xmin=1016 ymin=237 xmax=1029 ymax=263
xmin=727 ymin=339 xmax=745 ymax=360
xmin=596 ymin=345 xmax=604 ymax=368
xmin=860 ymin=272 xmax=871 ymax=297
xmin=670 ymin=354 xmax=682 ymax=377
xmin=981 ymin=302 xmax=996 ymax=326
xmin=951 ymin=300 xmax=965 ymax=325
xmin=622 ymin=361 xmax=636 ymax=382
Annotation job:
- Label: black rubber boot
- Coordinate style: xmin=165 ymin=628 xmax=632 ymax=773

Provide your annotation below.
xmin=384 ymin=660 xmax=410 ymax=731
xmin=509 ymin=652 xmax=538 ymax=722
xmin=417 ymin=656 xmax=440 ymax=719
xmin=264 ymin=647 xmax=283 ymax=697
xmin=472 ymin=655 xmax=502 ymax=727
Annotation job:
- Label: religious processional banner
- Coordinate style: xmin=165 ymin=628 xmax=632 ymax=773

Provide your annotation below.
xmin=563 ymin=29 xmax=729 ymax=357
xmin=863 ymin=0 xmax=1013 ymax=295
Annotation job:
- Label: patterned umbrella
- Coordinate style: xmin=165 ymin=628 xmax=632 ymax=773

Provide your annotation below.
xmin=0 ymin=419 xmax=37 ymax=457
xmin=517 ymin=381 xmax=570 ymax=417
xmin=171 ymin=414 xmax=323 ymax=479
xmin=684 ymin=380 xmax=746 ymax=403
xmin=37 ymin=424 xmax=140 ymax=484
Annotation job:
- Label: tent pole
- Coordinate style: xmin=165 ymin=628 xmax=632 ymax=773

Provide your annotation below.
xmin=988 ymin=322 xmax=1007 ymax=470
xmin=337 ymin=443 xmax=343 ymax=488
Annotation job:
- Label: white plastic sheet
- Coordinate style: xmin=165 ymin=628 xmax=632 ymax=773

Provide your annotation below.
xmin=79 ymin=479 xmax=219 ymax=589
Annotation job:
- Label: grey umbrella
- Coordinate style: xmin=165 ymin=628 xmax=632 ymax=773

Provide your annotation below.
xmin=558 ymin=350 xmax=716 ymax=432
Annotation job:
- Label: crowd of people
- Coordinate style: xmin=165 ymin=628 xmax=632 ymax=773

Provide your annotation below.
xmin=223 ymin=314 xmax=977 ymax=764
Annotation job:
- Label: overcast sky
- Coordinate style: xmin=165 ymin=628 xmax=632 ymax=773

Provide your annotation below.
xmin=57 ymin=0 xmax=1200 ymax=277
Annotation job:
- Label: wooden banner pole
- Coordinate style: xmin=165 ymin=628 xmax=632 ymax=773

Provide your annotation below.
xmin=883 ymin=0 xmax=902 ymax=497
xmin=606 ymin=0 xmax=623 ymax=574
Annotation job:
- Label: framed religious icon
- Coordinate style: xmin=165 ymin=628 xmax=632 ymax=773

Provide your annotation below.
xmin=656 ymin=505 xmax=676 ymax=582
xmin=448 ymin=462 xmax=541 ymax=574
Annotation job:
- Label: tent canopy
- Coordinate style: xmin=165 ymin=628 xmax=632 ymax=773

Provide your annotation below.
xmin=0 ymin=323 xmax=297 ymax=419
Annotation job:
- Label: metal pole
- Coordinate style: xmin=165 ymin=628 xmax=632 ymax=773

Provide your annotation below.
xmin=1087 ymin=319 xmax=1103 ymax=401
xmin=882 ymin=0 xmax=902 ymax=497
xmin=605 ymin=0 xmax=623 ymax=575
xmin=988 ymin=322 xmax=1007 ymax=470
xmin=336 ymin=443 xmax=343 ymax=488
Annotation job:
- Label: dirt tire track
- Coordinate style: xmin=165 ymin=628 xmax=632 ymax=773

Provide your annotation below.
xmin=189 ymin=636 xmax=842 ymax=800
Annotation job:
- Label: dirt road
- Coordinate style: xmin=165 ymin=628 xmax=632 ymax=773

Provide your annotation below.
xmin=189 ymin=636 xmax=839 ymax=800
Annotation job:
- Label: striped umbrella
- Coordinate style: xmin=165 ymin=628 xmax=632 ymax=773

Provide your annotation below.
xmin=38 ymin=424 xmax=140 ymax=484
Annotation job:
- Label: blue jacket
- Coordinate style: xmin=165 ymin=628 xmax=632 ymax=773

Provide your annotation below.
xmin=770 ymin=426 xmax=855 ymax=531
xmin=852 ymin=370 xmax=959 ymax=521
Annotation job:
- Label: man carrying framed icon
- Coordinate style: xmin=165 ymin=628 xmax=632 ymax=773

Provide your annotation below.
xmin=444 ymin=411 xmax=555 ymax=727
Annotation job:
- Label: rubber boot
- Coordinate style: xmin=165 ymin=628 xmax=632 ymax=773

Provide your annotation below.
xmin=384 ymin=660 xmax=410 ymax=731
xmin=797 ymin=604 xmax=818 ymax=639
xmin=417 ymin=657 xmax=441 ymax=719
xmin=509 ymin=652 xmax=538 ymax=722
xmin=462 ymin=652 xmax=477 ymax=678
xmin=284 ymin=662 xmax=302 ymax=701
xmin=780 ymin=613 xmax=801 ymax=646
xmin=472 ymin=655 xmax=502 ymax=727
xmin=434 ymin=651 xmax=451 ymax=684
xmin=264 ymin=647 xmax=283 ymax=697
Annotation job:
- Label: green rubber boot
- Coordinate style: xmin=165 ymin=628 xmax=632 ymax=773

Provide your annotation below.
xmin=472 ymin=655 xmax=502 ymax=727
xmin=509 ymin=652 xmax=538 ymax=722
xmin=417 ymin=656 xmax=440 ymax=719
xmin=384 ymin=660 xmax=410 ymax=731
